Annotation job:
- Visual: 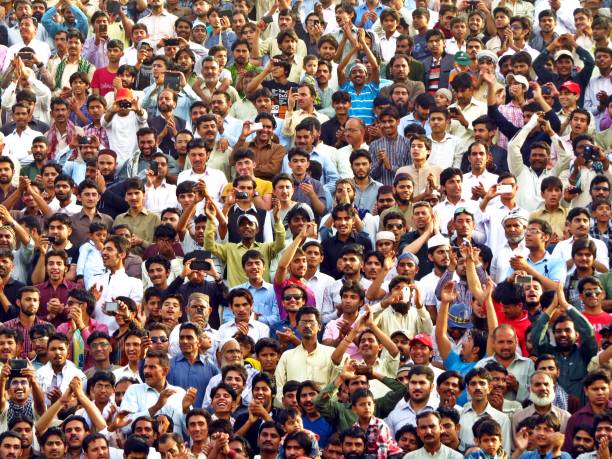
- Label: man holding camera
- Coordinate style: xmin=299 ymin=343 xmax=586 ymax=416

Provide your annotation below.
xmin=223 ymin=175 xmax=273 ymax=244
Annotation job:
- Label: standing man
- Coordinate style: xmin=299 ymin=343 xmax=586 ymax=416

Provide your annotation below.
xmin=369 ymin=107 xmax=411 ymax=186
xmin=405 ymin=411 xmax=463 ymax=459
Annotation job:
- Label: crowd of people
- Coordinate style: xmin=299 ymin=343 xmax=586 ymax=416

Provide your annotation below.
xmin=0 ymin=0 xmax=609 ymax=457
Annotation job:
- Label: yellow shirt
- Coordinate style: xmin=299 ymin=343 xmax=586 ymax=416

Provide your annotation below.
xmin=529 ymin=206 xmax=568 ymax=238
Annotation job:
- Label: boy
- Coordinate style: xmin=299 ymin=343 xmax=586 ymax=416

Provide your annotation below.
xmin=380 ymin=9 xmax=401 ymax=64
xmin=465 ymin=418 xmax=506 ymax=459
xmin=350 ymin=389 xmax=403 ymax=458
xmin=514 ymin=414 xmax=570 ymax=459
xmin=529 ymin=176 xmax=568 ymax=244
xmin=84 ymin=95 xmax=109 ymax=149
xmin=278 ymin=408 xmax=320 ymax=458
xmin=446 ymin=17 xmax=468 ymax=54
xmin=91 ymin=39 xmax=124 ymax=96
xmin=76 ymin=222 xmax=107 ymax=286
xmin=590 ymin=197 xmax=612 ymax=255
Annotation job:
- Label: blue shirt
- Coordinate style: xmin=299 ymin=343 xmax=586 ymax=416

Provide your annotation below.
xmin=228 ymin=281 xmax=280 ymax=326
xmin=303 ymin=416 xmax=335 ymax=448
xmin=341 ymin=81 xmax=379 ymax=125
xmin=41 ymin=5 xmax=89 ymax=42
xmin=506 ymin=253 xmax=566 ymax=283
xmin=167 ymin=354 xmax=220 ymax=408
xmin=518 ymin=452 xmax=572 ymax=459
xmin=269 ymin=319 xmax=301 ymax=349
xmin=281 ymin=149 xmax=340 ymax=195
xmin=354 ymin=2 xmax=386 ymax=29
xmin=444 ymin=350 xmax=477 ymax=376
xmin=141 ymin=84 xmax=200 ymax=123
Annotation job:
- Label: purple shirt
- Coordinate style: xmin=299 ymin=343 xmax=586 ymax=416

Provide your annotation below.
xmin=273 ymin=278 xmax=317 ymax=320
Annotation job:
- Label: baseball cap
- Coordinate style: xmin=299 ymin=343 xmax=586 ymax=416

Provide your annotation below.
xmin=554 ymin=50 xmax=574 ymax=62
xmin=448 ymin=302 xmax=473 ymax=329
xmin=390 ymin=329 xmax=411 ymax=340
xmin=427 ymin=234 xmax=450 ymax=250
xmin=115 ymin=88 xmax=133 ymax=101
xmin=398 ymin=252 xmax=419 ymax=266
xmin=410 ymin=333 xmax=433 ymax=349
xmin=476 ymin=50 xmax=498 ymax=65
xmin=376 ymin=231 xmax=395 ymax=243
xmin=506 ymin=73 xmax=529 ymax=90
xmin=453 ymin=206 xmax=474 ymax=218
xmin=137 ymin=39 xmax=153 ymax=50
xmin=237 ymin=214 xmax=259 ymax=227
xmin=560 ymin=80 xmax=581 ymax=95
xmin=454 ymin=51 xmax=471 ymax=66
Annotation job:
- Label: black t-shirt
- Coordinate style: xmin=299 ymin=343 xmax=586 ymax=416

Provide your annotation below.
xmin=262 ymin=80 xmax=298 ymax=118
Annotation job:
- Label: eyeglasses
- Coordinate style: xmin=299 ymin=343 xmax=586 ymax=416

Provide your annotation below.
xmin=525 ymin=228 xmax=543 ymax=234
xmin=151 ymin=336 xmax=168 ymax=344
xmin=584 ymin=288 xmax=602 ymax=297
xmin=593 ymin=186 xmax=610 ymax=192
xmin=283 ymin=293 xmax=304 ymax=301
xmin=510 ymin=24 xmax=522 ymax=30
xmin=10 ymin=380 xmax=28 ymax=387
xmin=298 ymin=319 xmax=318 ymax=326
xmin=90 ymin=342 xmax=110 ymax=349
xmin=386 ymin=223 xmax=404 ymax=229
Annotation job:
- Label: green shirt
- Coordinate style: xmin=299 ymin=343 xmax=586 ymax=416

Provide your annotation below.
xmin=204 ymin=217 xmax=286 ymax=287
xmin=113 ymin=208 xmax=161 ymax=256
xmin=314 ymin=377 xmax=406 ymax=433
xmin=20 ymin=163 xmax=43 ymax=181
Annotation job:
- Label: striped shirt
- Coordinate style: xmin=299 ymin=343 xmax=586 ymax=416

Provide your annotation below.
xmin=427 ymin=58 xmax=441 ymax=94
xmin=341 ymin=81 xmax=380 ymax=125
xmin=369 ymin=135 xmax=412 ymax=186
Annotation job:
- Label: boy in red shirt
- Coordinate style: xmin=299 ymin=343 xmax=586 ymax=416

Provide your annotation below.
xmin=91 ymin=39 xmax=124 ymax=96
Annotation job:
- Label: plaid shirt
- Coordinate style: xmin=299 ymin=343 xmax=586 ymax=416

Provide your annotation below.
xmin=84 ymin=123 xmax=109 ymax=149
xmin=590 ymin=224 xmax=612 ymax=256
xmin=3 ymin=316 xmax=53 ymax=358
xmin=354 ymin=416 xmax=403 ymax=459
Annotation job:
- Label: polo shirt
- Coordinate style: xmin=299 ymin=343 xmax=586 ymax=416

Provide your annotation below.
xmin=341 ymin=81 xmax=379 ymax=125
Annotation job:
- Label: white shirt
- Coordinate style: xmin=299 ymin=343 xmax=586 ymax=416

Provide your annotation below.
xmin=461 ymin=171 xmax=499 ymax=201
xmin=120 ymin=382 xmax=185 ymax=434
xmin=169 ymin=323 xmax=218 ymax=360
xmin=379 ymin=31 xmax=400 ymax=63
xmin=48 ymin=195 xmax=82 ymax=216
xmin=445 ymin=37 xmax=467 ymax=55
xmin=101 ymin=111 xmax=148 ymax=169
xmin=87 ymin=267 xmax=144 ymax=334
xmin=429 ymin=133 xmax=463 ymax=169
xmin=113 ymin=365 xmax=143 ymax=384
xmin=584 ymin=73 xmax=612 ymax=117
xmin=433 ymin=198 xmax=479 ymax=237
xmin=479 ymin=200 xmax=526 ymax=255
xmin=332 ymin=142 xmax=368 ymax=178
xmin=4 ymin=127 xmax=43 ymax=166
xmin=145 ymin=180 xmax=178 ymax=215
xmin=217 ymin=318 xmax=270 ymax=342
xmin=552 ymin=236 xmax=610 ymax=270
xmin=36 ymin=361 xmax=87 ymax=405
xmin=490 ymin=240 xmax=529 ymax=283
xmin=177 ymin=167 xmax=228 ymax=209
xmin=137 ymin=10 xmax=178 ymax=47
xmin=459 ymin=402 xmax=512 ymax=453
xmin=304 ymin=270 xmax=336 ymax=311
xmin=4 ymin=39 xmax=51 ymax=71
xmin=420 ymin=271 xmax=441 ymax=310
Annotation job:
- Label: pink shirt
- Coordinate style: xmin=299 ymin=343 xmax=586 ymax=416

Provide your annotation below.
xmin=57 ymin=318 xmax=110 ymax=370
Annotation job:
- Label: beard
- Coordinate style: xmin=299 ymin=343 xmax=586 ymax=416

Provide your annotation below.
xmin=344 ymin=453 xmax=364 ymax=459
xmin=529 ymin=390 xmax=555 ymax=407
xmin=507 ymin=234 xmax=525 ymax=244
xmin=391 ymin=302 xmax=409 ymax=314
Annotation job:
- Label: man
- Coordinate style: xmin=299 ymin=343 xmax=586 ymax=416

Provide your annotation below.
xmin=4 ymin=16 xmax=51 ymax=70
xmin=448 ymin=73 xmax=488 ymax=153
xmin=333 ymin=118 xmax=368 ymax=179
xmin=121 ymin=126 xmax=179 ymax=180
xmin=369 ymin=107 xmax=411 ymax=186
xmin=3 ymin=286 xmax=51 ymax=359
xmin=70 ymin=180 xmax=113 ymax=248
xmin=458 ymin=367 xmax=511 ymax=452
xmin=284 ymin=147 xmax=327 ymax=217
xmin=88 ymin=235 xmax=143 ymax=334
xmin=585 ymin=48 xmax=612 ymax=121
xmin=167 ymin=323 xmax=218 ymax=408
xmin=576 ymin=277 xmax=612 ymax=343
xmin=219 ymin=288 xmax=270 ymax=342
xmin=120 ymin=350 xmax=185 ymax=434
xmin=284 ymin=84 xmax=330 ymax=138
xmin=275 ymin=307 xmax=340 ymax=405
xmin=4 ymin=103 xmax=43 ymax=168
xmin=512 ymin=371 xmax=571 ymax=436
xmin=136 ymin=0 xmax=177 ymax=46
xmin=85 ymin=331 xmax=119 ymax=378
xmin=476 ymin=324 xmax=534 ymax=402
xmin=405 ymin=411 xmax=463 ymax=459
xmin=491 ymin=281 xmax=533 ymax=355
xmin=350 ymin=150 xmax=381 ymax=213
xmin=422 ymin=29 xmax=454 ymax=93
xmin=385 ymin=365 xmax=437 ymax=436
xmin=563 ymin=370 xmax=611 ymax=455
xmin=257 ymin=421 xmax=284 ymax=459
xmin=531 ymin=285 xmax=598 ymax=404
xmin=232 ymin=116 xmax=286 ymax=182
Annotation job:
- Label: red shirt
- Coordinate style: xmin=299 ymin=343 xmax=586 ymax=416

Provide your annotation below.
xmin=494 ymin=301 xmax=532 ymax=356
xmin=91 ymin=67 xmax=117 ymax=96
xmin=583 ymin=310 xmax=612 ymax=345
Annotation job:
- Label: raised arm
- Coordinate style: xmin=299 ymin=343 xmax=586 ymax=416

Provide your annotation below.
xmin=357 ymin=29 xmax=379 ymax=85
xmin=274 ymin=223 xmax=309 ymax=284
xmin=483 ymin=279 xmax=498 ymax=356
xmin=436 ymin=281 xmax=457 ymax=362
xmin=337 ymin=36 xmax=359 ymax=87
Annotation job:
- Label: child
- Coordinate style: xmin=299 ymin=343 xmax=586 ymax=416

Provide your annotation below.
xmin=380 ymin=9 xmax=400 ymax=64
xmin=209 ymin=45 xmax=232 ymax=94
xmin=465 ymin=418 xmax=507 ymax=459
xmin=446 ymin=17 xmax=468 ymax=54
xmin=277 ymin=408 xmax=320 ymax=459
xmin=590 ymin=197 xmax=612 ymax=253
xmin=529 ymin=176 xmax=568 ymax=244
xmin=77 ymin=222 xmax=107 ymax=286
xmin=434 ymin=88 xmax=452 ymax=109
xmin=350 ymin=389 xmax=403 ymax=459
xmin=301 ymin=55 xmax=321 ymax=107
xmin=514 ymin=414 xmax=570 ymax=459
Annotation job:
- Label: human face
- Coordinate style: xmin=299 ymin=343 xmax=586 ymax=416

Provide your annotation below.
xmin=380 ymin=115 xmax=399 ymax=138
xmin=409 ymin=342 xmax=432 ymax=365
xmin=585 ymin=379 xmax=610 ymax=407
xmin=333 ymin=210 xmax=353 ymax=237
xmin=569 ymin=213 xmax=590 ymax=238
xmin=304 ymin=245 xmax=323 ymax=270
xmin=427 ymin=34 xmax=444 ymax=56
xmin=352 ymin=395 xmax=374 ymax=420
xmin=102 ymin=240 xmax=124 ymax=271
xmin=289 ymin=154 xmax=309 ymax=176
xmin=48 ymin=339 xmax=68 ymax=368
xmin=417 ymin=413 xmax=441 ymax=447
xmin=376 ymin=193 xmax=395 ymax=212
xmin=315 ymin=63 xmax=330 ymax=85
xmin=274 ymin=179 xmax=293 ymax=203
xmin=64 ymin=420 xmax=87 ymax=451
xmin=342 ymin=436 xmax=365 ymax=459
xmin=552 ymin=319 xmax=577 ymax=350
xmin=477 ymin=434 xmax=502 ymax=457
xmin=341 ymin=253 xmax=362 ymax=277
xmin=429 ymin=112 xmax=448 ymax=135
xmin=282 ymin=287 xmax=305 ymax=314
xmin=467 ymin=375 xmax=490 ymax=402
xmin=42 ymin=435 xmax=66 ymax=459
xmin=143 ymin=356 xmax=167 ymax=386
xmin=0 ymin=436 xmax=21 ymax=459
xmin=179 ymin=328 xmax=199 ymax=357
xmin=410 ymin=139 xmax=429 ymax=163
xmin=297 ymin=313 xmax=320 ymax=339
xmin=188 ymin=147 xmax=208 ymax=173
xmin=17 ymin=289 xmax=39 ymax=317
xmin=408 ymin=374 xmax=432 ymax=403
xmin=429 ymin=245 xmax=451 ymax=270
xmin=363 ymin=255 xmax=382 ymax=280
xmin=573 ymin=429 xmax=595 ymax=455
xmin=133 ymin=420 xmax=155 ymax=445
xmin=391 ymin=57 xmax=409 ymax=80
xmin=596 ymin=51 xmax=612 ymax=72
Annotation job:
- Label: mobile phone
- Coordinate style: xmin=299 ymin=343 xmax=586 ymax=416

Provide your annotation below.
xmin=105 ymin=301 xmax=118 ymax=314
xmin=10 ymin=359 xmax=27 ymax=377
xmin=516 ymin=275 xmax=533 ymax=284
xmin=191 ymin=260 xmax=212 ymax=271
xmin=165 ymin=38 xmax=179 ymax=47
xmin=402 ymin=286 xmax=411 ymax=303
xmin=251 ymin=122 xmax=263 ymax=131
xmin=19 ymin=52 xmax=33 ymax=60
xmin=163 ymin=72 xmax=181 ymax=92
xmin=448 ymin=107 xmax=459 ymax=115
xmin=497 ymin=184 xmax=513 ymax=194
xmin=150 ymin=161 xmax=159 ymax=175
xmin=235 ymin=191 xmax=248 ymax=200
xmin=47 ymin=235 xmax=56 ymax=244
xmin=98 ymin=23 xmax=107 ymax=33
xmin=262 ymin=15 xmax=273 ymax=23
xmin=107 ymin=0 xmax=121 ymax=14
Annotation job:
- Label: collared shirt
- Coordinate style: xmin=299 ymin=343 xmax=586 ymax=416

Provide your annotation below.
xmin=177 ymin=167 xmax=228 ymax=208
xmin=136 ymin=10 xmax=178 ymax=46
xmin=5 ymin=127 xmax=44 ymax=166
xmin=490 ymin=241 xmax=529 ymax=283
xmin=113 ymin=208 xmax=161 ymax=254
xmin=169 ymin=323 xmax=218 ymax=360
xmin=341 ymin=81 xmax=380 ymax=125
xmin=57 ymin=317 xmax=109 ymax=370
xmin=369 ymin=135 xmax=412 ymax=186
xmin=145 ymin=180 xmax=179 ymax=215
xmin=585 ymin=73 xmax=612 ymax=116
xmin=511 ymin=404 xmax=570 ymax=438
xmin=385 ymin=398 xmax=436 ymax=436
xmin=475 ymin=354 xmax=535 ymax=401
xmin=204 ymin=218 xmax=286 ymax=287
xmin=379 ymin=31 xmax=401 ymax=63
xmin=3 ymin=316 xmax=53 ymax=358
xmin=35 ymin=279 xmax=79 ymax=326
xmin=77 ymin=241 xmax=106 ymax=287
xmin=433 ymin=198 xmax=479 ymax=237
xmin=70 ymin=210 xmax=113 ymax=247
xmin=552 ymin=236 xmax=609 ymax=270
xmin=353 ymin=177 xmax=382 ymax=213
xmin=120 ymin=381 xmax=185 ymax=434
xmin=459 ymin=402 xmax=511 ymax=452
xmin=479 ymin=200 xmax=525 ymax=254
xmin=281 ymin=150 xmax=340 ymax=194
xmin=448 ymin=98 xmax=488 ymax=152
xmin=283 ymin=109 xmax=330 ymax=138
xmin=370 ymin=301 xmax=434 ymax=340
xmin=36 ymin=360 xmax=87 ymax=405
xmin=232 ymin=139 xmax=286 ymax=182
xmin=88 ymin=268 xmax=144 ymax=334
xmin=405 ymin=444 xmax=464 ymax=459
xmin=320 ymin=277 xmax=372 ymax=323
xmin=462 ymin=171 xmax=499 ymax=201
xmin=429 ymin=133 xmax=463 ymax=169
xmin=229 ymin=282 xmax=279 ymax=326
xmin=333 ymin=142 xmax=369 ymax=179
xmin=167 ymin=354 xmax=220 ymax=407
xmin=321 ymin=233 xmax=373 ymax=279
xmin=3 ymin=39 xmax=51 ymax=71
xmin=304 ymin=270 xmax=336 ymax=311
xmin=274 ymin=342 xmax=342 ymax=405
xmin=397 ymin=162 xmax=442 ymax=196
xmin=529 ymin=206 xmax=568 ymax=239
xmin=218 ymin=319 xmax=270 ymax=342
xmin=355 ymin=1 xmax=386 ymax=29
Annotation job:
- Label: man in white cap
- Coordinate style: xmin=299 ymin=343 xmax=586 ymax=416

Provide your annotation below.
xmin=490 ymin=209 xmax=530 ymax=283
xmin=420 ymin=234 xmax=451 ymax=320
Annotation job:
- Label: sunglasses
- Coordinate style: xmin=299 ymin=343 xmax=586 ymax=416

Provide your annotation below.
xmin=151 ymin=336 xmax=169 ymax=343
xmin=283 ymin=293 xmax=304 ymax=301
